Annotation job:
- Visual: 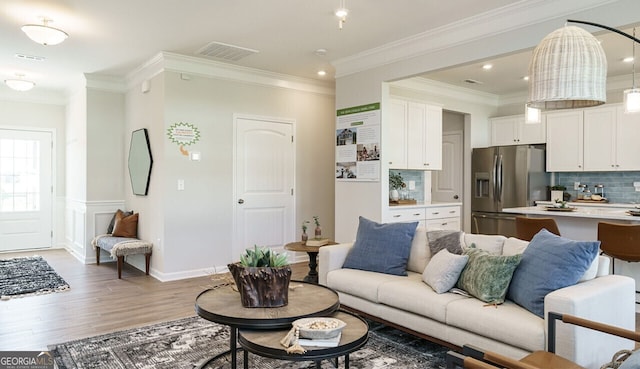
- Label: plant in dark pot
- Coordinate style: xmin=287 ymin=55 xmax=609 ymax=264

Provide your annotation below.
xmin=227 ymin=245 xmax=292 ymax=308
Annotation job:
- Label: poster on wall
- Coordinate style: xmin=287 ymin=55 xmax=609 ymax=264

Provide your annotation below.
xmin=335 ymin=103 xmax=380 ymax=181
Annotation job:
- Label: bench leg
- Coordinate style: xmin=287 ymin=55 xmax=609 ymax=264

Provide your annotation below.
xmin=117 ymin=256 xmax=124 ymax=279
xmin=145 ymin=252 xmax=151 ymax=275
xmin=96 ymin=247 xmax=101 ymax=265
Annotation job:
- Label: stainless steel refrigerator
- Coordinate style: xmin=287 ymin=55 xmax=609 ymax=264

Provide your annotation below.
xmin=471 ymin=145 xmax=548 ymax=237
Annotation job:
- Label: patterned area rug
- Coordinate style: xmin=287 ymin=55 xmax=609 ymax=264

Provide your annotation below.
xmin=0 ymin=256 xmax=69 ymax=300
xmin=49 ymin=316 xmax=448 ymax=369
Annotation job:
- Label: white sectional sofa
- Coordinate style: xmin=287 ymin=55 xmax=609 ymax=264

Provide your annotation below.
xmin=319 ymin=230 xmax=636 ymax=369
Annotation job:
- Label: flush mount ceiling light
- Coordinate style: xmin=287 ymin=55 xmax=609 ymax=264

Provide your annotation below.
xmin=4 ymin=74 xmax=35 ymax=92
xmin=21 ymin=18 xmax=68 ymax=46
xmin=335 ymin=0 xmax=348 ymax=30
xmin=528 ymin=19 xmax=640 ymax=112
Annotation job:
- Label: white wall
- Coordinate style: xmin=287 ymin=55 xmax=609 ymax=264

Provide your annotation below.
xmin=124 ymin=56 xmax=336 ymax=280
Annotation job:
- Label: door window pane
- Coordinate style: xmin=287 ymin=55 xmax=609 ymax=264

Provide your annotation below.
xmin=0 ymin=139 xmax=40 ymax=212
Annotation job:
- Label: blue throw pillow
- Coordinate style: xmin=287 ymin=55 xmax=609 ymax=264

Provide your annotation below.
xmin=507 ymin=229 xmax=599 ymax=318
xmin=342 ymin=217 xmax=418 ymax=276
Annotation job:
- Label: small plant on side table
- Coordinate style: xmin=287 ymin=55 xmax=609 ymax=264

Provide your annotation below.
xmin=301 ymin=220 xmax=310 ymax=242
xmin=313 ymin=216 xmax=321 ymax=238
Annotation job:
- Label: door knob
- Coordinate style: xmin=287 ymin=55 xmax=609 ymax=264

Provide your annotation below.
xmin=238 ymin=199 xmax=245 ymax=204
xmin=453 ymin=195 xmax=459 ymax=199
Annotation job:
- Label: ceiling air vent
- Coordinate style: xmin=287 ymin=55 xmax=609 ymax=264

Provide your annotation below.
xmin=196 ymin=41 xmax=259 ymax=61
xmin=464 ymin=79 xmax=483 ymax=85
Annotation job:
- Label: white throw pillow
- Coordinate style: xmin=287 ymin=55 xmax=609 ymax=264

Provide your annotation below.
xmin=422 ymin=249 xmax=469 ymax=294
xmin=463 ymin=233 xmax=506 ymax=255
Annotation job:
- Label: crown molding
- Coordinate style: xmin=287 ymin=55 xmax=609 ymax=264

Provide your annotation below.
xmin=127 ymin=52 xmax=335 ymax=96
xmin=333 ymin=0 xmax=617 ymax=78
xmin=84 ymin=73 xmax=127 ymax=93
xmin=0 ymin=88 xmax=67 ymax=105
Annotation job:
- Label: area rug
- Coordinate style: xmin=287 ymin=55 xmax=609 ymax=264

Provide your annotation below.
xmin=0 ymin=255 xmax=70 ymax=300
xmin=49 ymin=316 xmax=448 ymax=369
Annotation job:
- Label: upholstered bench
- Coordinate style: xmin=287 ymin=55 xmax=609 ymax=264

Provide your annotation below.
xmin=92 ymin=234 xmax=153 ymax=279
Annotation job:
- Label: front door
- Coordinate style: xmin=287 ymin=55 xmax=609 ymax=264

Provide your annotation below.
xmin=233 ymin=115 xmax=295 ymax=259
xmin=0 ymin=129 xmax=53 ymax=251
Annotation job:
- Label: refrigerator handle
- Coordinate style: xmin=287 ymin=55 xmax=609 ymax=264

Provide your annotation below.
xmin=497 ymin=154 xmax=503 ymax=203
xmin=492 ymin=154 xmax=499 ymax=201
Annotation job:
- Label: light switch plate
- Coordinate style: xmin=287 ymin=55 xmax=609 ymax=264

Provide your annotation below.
xmin=177 ymin=179 xmax=185 ymax=191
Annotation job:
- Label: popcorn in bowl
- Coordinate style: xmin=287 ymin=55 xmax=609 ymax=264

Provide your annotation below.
xmin=293 ymin=317 xmax=346 ymax=339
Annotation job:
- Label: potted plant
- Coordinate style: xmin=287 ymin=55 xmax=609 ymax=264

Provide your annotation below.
xmin=312 ymin=216 xmax=321 ymax=238
xmin=550 ymin=185 xmax=566 ymax=202
xmin=227 ymin=245 xmax=292 ymax=308
xmin=389 ymin=172 xmax=404 ymax=201
xmin=301 ymin=220 xmax=310 ymax=242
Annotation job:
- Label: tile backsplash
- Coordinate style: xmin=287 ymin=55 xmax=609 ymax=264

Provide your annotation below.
xmin=389 ymin=169 xmax=427 ymax=203
xmin=556 ymin=171 xmax=640 ymax=204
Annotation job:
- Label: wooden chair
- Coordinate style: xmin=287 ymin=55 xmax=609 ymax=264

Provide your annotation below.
xmin=598 ymin=222 xmax=640 ymax=303
xmin=446 ymin=312 xmax=640 ymax=369
xmin=515 ymin=216 xmax=560 ymax=241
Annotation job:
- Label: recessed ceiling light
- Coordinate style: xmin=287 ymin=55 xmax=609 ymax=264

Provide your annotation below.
xmin=482 ymin=64 xmax=493 ymax=70
xmin=317 ymin=70 xmax=327 ymax=76
xmin=623 ymin=56 xmax=635 ymax=63
xmin=523 ymin=76 xmax=530 ymax=81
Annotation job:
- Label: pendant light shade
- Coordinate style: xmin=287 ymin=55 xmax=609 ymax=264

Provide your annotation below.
xmin=21 ymin=20 xmax=68 ymax=46
xmin=528 ymin=26 xmax=607 ymax=110
xmin=625 ymin=88 xmax=640 ymax=113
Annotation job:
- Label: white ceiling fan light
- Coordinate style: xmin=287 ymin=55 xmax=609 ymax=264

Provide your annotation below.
xmin=21 ymin=18 xmax=69 ymax=46
xmin=5 ymin=74 xmax=35 ymax=92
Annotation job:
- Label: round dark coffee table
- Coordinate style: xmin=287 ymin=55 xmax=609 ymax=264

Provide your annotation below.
xmin=194 ymin=281 xmax=340 ymax=369
xmin=238 ymin=310 xmax=368 ymax=369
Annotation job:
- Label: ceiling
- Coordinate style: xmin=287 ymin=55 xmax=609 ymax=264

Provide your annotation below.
xmin=0 ymin=1 xmax=638 ymax=98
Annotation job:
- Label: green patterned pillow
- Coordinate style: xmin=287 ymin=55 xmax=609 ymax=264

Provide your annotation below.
xmin=456 ymin=245 xmax=522 ymax=305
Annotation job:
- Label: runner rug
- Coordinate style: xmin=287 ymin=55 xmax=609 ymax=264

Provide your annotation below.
xmin=0 ymin=255 xmax=69 ymax=300
xmin=49 ymin=316 xmax=449 ymax=369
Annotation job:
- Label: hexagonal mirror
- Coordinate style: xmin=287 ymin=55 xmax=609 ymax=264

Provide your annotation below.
xmin=128 ymin=128 xmax=153 ymax=196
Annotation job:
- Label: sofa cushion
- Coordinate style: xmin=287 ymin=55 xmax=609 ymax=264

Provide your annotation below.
xmin=407 ymin=226 xmax=430 ymax=273
xmin=463 ymin=234 xmax=506 ymax=255
xmin=427 ymin=230 xmax=464 ymax=255
xmin=507 ymin=229 xmax=600 ymax=318
xmin=326 ymin=268 xmax=405 ymax=303
xmin=446 ymin=298 xmax=545 ymax=352
xmin=422 ymin=249 xmax=469 ymax=293
xmin=342 ymin=217 xmax=418 ymax=276
xmin=456 ymin=246 xmax=522 ymax=304
xmin=107 ymin=209 xmax=133 ymax=234
xmin=378 ymin=273 xmax=467 ymax=323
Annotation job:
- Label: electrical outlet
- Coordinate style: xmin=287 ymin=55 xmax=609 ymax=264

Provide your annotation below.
xmin=408 ymin=181 xmax=416 ymax=190
xmin=574 ymin=182 xmax=580 ymax=190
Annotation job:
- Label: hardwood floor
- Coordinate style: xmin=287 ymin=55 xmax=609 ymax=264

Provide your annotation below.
xmin=0 ymin=249 xmax=309 ymax=351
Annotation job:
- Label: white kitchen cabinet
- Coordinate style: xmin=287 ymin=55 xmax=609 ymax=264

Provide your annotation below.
xmin=546 ymin=110 xmax=584 ymax=171
xmin=388 ymin=98 xmax=442 ymax=170
xmin=384 ymin=204 xmax=461 ymax=231
xmin=547 ymin=104 xmax=640 ymax=172
xmin=490 ymin=115 xmax=546 ymax=146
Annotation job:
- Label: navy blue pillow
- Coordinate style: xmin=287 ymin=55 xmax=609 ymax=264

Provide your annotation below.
xmin=507 ymin=229 xmax=599 ymax=318
xmin=342 ymin=217 xmax=418 ymax=276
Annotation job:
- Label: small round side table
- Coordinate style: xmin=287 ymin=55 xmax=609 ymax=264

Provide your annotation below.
xmin=285 ymin=241 xmax=337 ymax=284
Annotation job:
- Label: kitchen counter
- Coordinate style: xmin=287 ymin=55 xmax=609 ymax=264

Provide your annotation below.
xmin=503 ymin=204 xmax=640 ymax=222
xmin=388 ymin=201 xmax=462 ymax=209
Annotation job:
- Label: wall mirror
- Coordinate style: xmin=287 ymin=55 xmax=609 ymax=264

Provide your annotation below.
xmin=128 ymin=128 xmax=153 ymax=196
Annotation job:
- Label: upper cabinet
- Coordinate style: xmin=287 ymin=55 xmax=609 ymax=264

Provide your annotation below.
xmin=546 ymin=104 xmax=640 ymax=172
xmin=490 ymin=115 xmax=546 ymax=146
xmin=389 ymin=98 xmax=442 ymax=170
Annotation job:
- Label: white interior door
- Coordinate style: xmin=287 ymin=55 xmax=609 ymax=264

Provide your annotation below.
xmin=432 ymin=131 xmax=462 ymax=203
xmin=234 ymin=116 xmax=295 ymax=260
xmin=0 ymin=129 xmax=53 ymax=251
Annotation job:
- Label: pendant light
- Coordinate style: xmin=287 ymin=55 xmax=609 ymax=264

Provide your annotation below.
xmin=624 ymin=28 xmax=640 ymax=113
xmin=528 ymin=20 xmax=640 ymax=112
xmin=4 ymin=74 xmax=35 ymax=92
xmin=22 ymin=18 xmax=68 ymax=46
xmin=335 ymin=0 xmax=348 ymax=30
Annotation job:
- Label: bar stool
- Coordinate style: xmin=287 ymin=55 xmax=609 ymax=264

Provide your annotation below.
xmin=515 ymin=216 xmax=560 ymax=241
xmin=598 ymin=222 xmax=640 ymax=303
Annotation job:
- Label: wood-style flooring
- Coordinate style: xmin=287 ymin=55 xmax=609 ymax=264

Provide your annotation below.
xmin=0 ymin=249 xmax=309 ymax=351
